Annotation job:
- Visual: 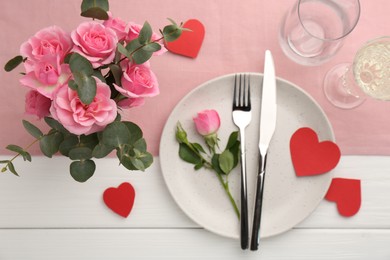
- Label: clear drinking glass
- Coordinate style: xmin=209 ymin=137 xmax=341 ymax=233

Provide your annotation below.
xmin=279 ymin=0 xmax=361 ymax=66
xmin=323 ymin=36 xmax=390 ymax=109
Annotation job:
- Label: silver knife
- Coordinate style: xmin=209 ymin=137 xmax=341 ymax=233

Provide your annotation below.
xmin=250 ymin=50 xmax=277 ymax=250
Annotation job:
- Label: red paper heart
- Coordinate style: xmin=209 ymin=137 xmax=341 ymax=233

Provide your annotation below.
xmin=325 ymin=178 xmax=361 ymax=217
xmin=103 ymin=182 xmax=135 ymax=218
xmin=290 ymin=127 xmax=341 ymax=176
xmin=165 ymin=19 xmax=205 ymax=58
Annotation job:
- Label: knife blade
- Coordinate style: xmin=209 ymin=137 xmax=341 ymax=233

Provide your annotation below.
xmin=250 ymin=50 xmax=277 ymax=251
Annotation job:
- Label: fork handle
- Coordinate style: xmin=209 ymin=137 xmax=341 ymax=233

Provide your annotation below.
xmin=250 ymin=151 xmax=267 ymax=251
xmin=239 ymin=130 xmax=249 ymax=250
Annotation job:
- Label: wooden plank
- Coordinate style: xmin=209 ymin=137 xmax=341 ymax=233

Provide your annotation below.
xmin=0 ymin=228 xmax=389 ymax=259
xmin=0 ymin=156 xmax=389 ymax=229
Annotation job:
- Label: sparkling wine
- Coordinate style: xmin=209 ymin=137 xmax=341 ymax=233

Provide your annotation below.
xmin=353 ymin=37 xmax=390 ymax=100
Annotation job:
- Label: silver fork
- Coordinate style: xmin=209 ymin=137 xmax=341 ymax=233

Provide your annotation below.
xmin=232 ymin=74 xmax=251 ymax=250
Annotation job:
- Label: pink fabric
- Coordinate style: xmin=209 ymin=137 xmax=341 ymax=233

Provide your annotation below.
xmin=0 ymin=0 xmax=389 ymax=156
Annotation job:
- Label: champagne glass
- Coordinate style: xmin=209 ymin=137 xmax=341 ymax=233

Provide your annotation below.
xmin=279 ymin=0 xmax=361 ymax=66
xmin=323 ymin=36 xmax=390 ymax=109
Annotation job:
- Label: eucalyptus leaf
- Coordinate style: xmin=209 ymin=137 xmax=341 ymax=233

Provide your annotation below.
xmin=74 ymin=73 xmax=96 ymax=105
xmin=22 ymin=152 xmax=32 ymax=162
xmin=132 ymin=48 xmax=153 ymax=64
xmin=178 ymin=143 xmax=202 ymax=165
xmin=68 ymin=79 xmax=78 ymax=90
xmin=59 ymin=135 xmax=79 ymax=156
xmin=80 ymin=134 xmax=99 ymax=150
xmin=39 ymin=132 xmax=64 ymax=158
xmin=68 ymin=147 xmax=93 ymax=160
xmin=133 ymin=138 xmax=147 ymax=152
xmin=81 ymin=0 xmax=109 ymax=12
xmin=138 ymin=21 xmax=153 ymax=44
xmin=70 ymin=160 xmax=96 ymax=182
xmin=81 ymin=7 xmax=109 ymax=20
xmin=109 ymin=64 xmax=122 ymax=86
xmin=142 ymin=42 xmax=161 ymax=52
xmin=117 ymin=43 xmax=130 ymax=59
xmin=7 ymin=161 xmax=19 ymax=176
xmin=92 ymin=142 xmax=114 ymax=158
xmin=125 ymin=39 xmax=142 ymax=54
xmin=122 ymin=122 xmax=143 ymax=144
xmin=219 ymin=150 xmax=234 ymax=174
xmin=101 ymin=121 xmax=131 ymax=148
xmin=162 ymin=24 xmax=182 ymax=42
xmin=22 ymin=120 xmax=43 ymax=139
xmin=69 ymin=53 xmax=94 ymax=75
xmin=6 ymin=144 xmax=25 ymax=154
xmin=44 ymin=117 xmax=69 ymax=134
xmin=4 ymin=55 xmax=23 ymax=72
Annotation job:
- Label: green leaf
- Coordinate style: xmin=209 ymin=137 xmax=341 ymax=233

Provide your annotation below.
xmin=226 ymin=131 xmax=239 ymax=149
xmin=68 ymin=79 xmax=78 ymax=90
xmin=125 ymin=39 xmax=142 ymax=55
xmin=81 ymin=0 xmax=109 ymax=12
xmin=178 ymin=143 xmax=202 ymax=165
xmin=211 ymin=154 xmax=224 ymax=175
xmin=69 ymin=53 xmax=96 ymax=105
xmin=219 ymin=150 xmax=234 ymax=174
xmin=7 ymin=161 xmax=19 ymax=176
xmin=132 ymin=48 xmax=153 ymax=64
xmin=80 ymin=0 xmax=109 ymax=20
xmin=44 ymin=117 xmax=69 ymax=134
xmin=118 ymin=148 xmax=153 ymax=171
xmin=70 ymin=160 xmax=96 ymax=182
xmin=101 ymin=121 xmax=131 ymax=148
xmin=138 ymin=21 xmax=153 ymax=44
xmin=142 ymin=42 xmax=162 ymax=52
xmin=22 ymin=151 xmax=32 ymax=162
xmin=92 ymin=142 xmax=114 ymax=158
xmin=192 ymin=143 xmax=206 ymax=154
xmin=123 ymin=121 xmax=143 ymax=144
xmin=39 ymin=132 xmax=64 ymax=158
xmin=117 ymin=43 xmax=130 ymax=59
xmin=80 ymin=134 xmax=99 ymax=150
xmin=109 ymin=64 xmax=122 ymax=86
xmin=81 ymin=7 xmax=109 ymax=20
xmin=4 ymin=55 xmax=23 ymax=72
xmin=23 ymin=120 xmax=43 ymax=139
xmin=6 ymin=144 xmax=25 ymax=154
xmin=0 ymin=160 xmax=10 ymax=164
xmin=68 ymin=147 xmax=92 ymax=160
xmin=162 ymin=24 xmax=182 ymax=42
xmin=133 ymin=138 xmax=147 ymax=152
xmin=59 ymin=135 xmax=79 ymax=157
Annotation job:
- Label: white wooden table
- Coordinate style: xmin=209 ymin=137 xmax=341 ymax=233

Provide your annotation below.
xmin=0 ymin=155 xmax=389 ymax=259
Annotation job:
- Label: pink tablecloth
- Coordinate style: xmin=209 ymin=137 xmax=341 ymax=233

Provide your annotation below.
xmin=0 ymin=0 xmax=389 ymax=156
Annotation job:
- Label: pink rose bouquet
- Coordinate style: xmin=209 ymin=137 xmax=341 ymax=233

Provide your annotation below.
xmin=2 ymin=0 xmax=186 ymax=182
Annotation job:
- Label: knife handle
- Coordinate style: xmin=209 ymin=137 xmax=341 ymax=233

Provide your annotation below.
xmin=250 ymin=152 xmax=267 ymax=251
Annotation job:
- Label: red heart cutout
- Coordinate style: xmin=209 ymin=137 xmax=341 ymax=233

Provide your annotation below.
xmin=325 ymin=178 xmax=361 ymax=217
xmin=165 ymin=19 xmax=205 ymax=58
xmin=103 ymin=182 xmax=135 ymax=218
xmin=290 ymin=127 xmax=341 ymax=176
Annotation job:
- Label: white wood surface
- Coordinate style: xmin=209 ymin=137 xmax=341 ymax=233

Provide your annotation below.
xmin=0 ymin=155 xmax=389 ymax=259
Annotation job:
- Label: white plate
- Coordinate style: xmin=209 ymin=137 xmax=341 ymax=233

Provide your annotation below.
xmin=160 ymin=73 xmax=334 ymax=239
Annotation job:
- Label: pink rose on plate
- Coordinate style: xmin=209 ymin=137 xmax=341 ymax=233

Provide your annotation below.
xmin=71 ymin=21 xmax=118 ymax=68
xmin=19 ymin=56 xmax=72 ymax=99
xmin=20 ymin=26 xmax=73 ymax=72
xmin=50 ymin=77 xmax=117 ymax=135
xmin=127 ymin=22 xmax=167 ymax=56
xmin=193 ymin=109 xmax=221 ymax=136
xmin=113 ymin=61 xmax=159 ymax=106
xmin=103 ymin=12 xmax=128 ymax=41
xmin=193 ymin=109 xmax=221 ymax=151
xmin=25 ymin=90 xmax=52 ymax=119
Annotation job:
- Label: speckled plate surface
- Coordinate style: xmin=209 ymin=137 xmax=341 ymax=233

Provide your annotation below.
xmin=160 ymin=73 xmax=334 ymax=239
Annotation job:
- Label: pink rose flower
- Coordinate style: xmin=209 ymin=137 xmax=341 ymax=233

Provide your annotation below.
xmin=103 ymin=12 xmax=128 ymax=41
xmin=113 ymin=61 xmax=159 ymax=103
xmin=19 ymin=56 xmax=72 ymax=99
xmin=25 ymin=90 xmax=52 ymax=119
xmin=127 ymin=22 xmax=167 ymax=56
xmin=193 ymin=109 xmax=221 ymax=136
xmin=117 ymin=97 xmax=145 ymax=109
xmin=50 ymin=77 xmax=117 ymax=135
xmin=20 ymin=26 xmax=73 ymax=72
xmin=71 ymin=21 xmax=118 ymax=68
